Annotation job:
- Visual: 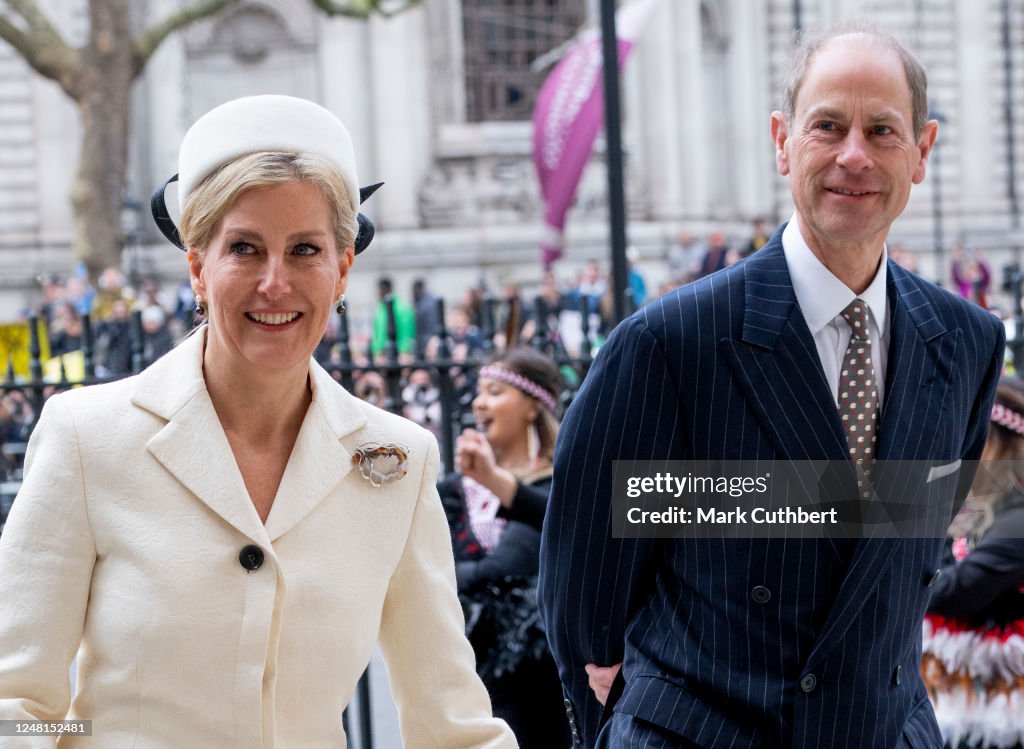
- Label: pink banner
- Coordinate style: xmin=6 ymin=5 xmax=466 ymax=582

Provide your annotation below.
xmin=531 ymin=0 xmax=659 ymax=268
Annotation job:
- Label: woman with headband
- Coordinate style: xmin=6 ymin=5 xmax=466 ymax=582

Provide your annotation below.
xmin=440 ymin=346 xmax=571 ymax=748
xmin=0 ymin=95 xmax=515 ymax=748
xmin=923 ymin=375 xmax=1024 ymax=749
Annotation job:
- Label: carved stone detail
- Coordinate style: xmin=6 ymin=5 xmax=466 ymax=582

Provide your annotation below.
xmin=418 ymin=149 xmax=648 ymax=228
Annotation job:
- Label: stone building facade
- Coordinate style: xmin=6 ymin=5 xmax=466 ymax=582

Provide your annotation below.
xmin=0 ymin=0 xmax=1021 ymax=317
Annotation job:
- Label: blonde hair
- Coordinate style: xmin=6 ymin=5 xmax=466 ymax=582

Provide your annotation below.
xmin=180 ymin=151 xmax=358 ymax=253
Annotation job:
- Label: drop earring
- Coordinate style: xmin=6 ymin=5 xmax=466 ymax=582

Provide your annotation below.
xmin=336 ymin=295 xmax=346 ymax=315
xmin=195 ymin=294 xmax=207 ymax=316
xmin=527 ymin=420 xmax=540 ymax=466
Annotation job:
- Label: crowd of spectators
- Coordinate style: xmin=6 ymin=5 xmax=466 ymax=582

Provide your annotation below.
xmin=4 ymin=222 xmax=1017 ymax=470
xmin=28 ymin=265 xmax=180 ymax=379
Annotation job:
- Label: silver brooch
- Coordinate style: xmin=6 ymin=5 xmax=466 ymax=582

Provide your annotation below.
xmin=352 ymin=442 xmax=410 ymax=487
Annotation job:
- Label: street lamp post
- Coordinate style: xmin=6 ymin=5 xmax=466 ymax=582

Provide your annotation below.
xmin=120 ymin=195 xmax=143 ymax=288
xmin=1002 ymin=0 xmax=1020 ymax=231
xmin=599 ymin=0 xmax=630 ymax=324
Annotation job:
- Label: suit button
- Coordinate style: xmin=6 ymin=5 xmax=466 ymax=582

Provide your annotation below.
xmin=564 ymin=698 xmax=572 ymax=709
xmin=894 ymin=665 xmax=902 ymax=685
xmin=751 ymin=585 xmax=772 ymax=604
xmin=571 ymin=728 xmax=581 ymax=744
xmin=239 ymin=545 xmax=264 ymax=571
xmin=927 ymin=569 xmax=942 ymax=587
xmin=800 ymin=673 xmax=817 ymax=693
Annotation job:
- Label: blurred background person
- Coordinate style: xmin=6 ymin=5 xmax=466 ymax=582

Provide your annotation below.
xmin=924 ymin=375 xmax=1024 ymax=749
xmin=667 ymin=229 xmax=703 ymax=285
xmin=402 ymin=368 xmax=442 ymax=443
xmin=889 ymin=242 xmax=920 ymax=273
xmin=741 ymin=216 xmax=772 ymax=259
xmin=47 ymin=302 xmax=83 ymax=359
xmin=90 ymin=266 xmax=132 ymax=321
xmin=412 ymin=277 xmax=442 ymax=359
xmin=440 ymin=346 xmax=570 ymax=748
xmin=94 ymin=296 xmax=134 ymax=375
xmin=371 ymin=276 xmax=416 ymax=360
xmin=521 ymin=270 xmax=567 ymax=353
xmin=140 ymin=304 xmax=173 ymax=365
xmin=951 ymin=243 xmax=991 ymax=308
xmin=625 ymin=246 xmax=647 ymax=309
xmin=696 ymin=229 xmax=731 ymax=278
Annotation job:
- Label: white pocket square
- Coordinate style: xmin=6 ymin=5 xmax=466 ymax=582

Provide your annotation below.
xmin=927 ymin=459 xmax=961 ymax=482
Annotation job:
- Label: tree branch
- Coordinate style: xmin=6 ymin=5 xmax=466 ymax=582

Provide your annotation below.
xmin=0 ymin=13 xmax=34 ymax=61
xmin=0 ymin=5 xmax=79 ymax=95
xmin=132 ymin=0 xmax=242 ymax=74
xmin=308 ymin=0 xmax=421 ymax=20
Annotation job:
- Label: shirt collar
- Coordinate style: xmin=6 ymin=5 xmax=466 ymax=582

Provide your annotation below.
xmin=782 ymin=214 xmax=888 ymax=336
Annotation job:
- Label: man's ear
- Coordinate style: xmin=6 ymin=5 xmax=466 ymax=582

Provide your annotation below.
xmin=770 ymin=111 xmax=791 ymax=176
xmin=911 ymin=119 xmax=939 ymax=185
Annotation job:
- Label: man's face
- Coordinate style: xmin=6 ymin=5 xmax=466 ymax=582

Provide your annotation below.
xmin=771 ymin=35 xmax=937 ymax=256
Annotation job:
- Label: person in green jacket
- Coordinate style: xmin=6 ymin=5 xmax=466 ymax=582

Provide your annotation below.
xmin=371 ymin=276 xmax=416 ymax=358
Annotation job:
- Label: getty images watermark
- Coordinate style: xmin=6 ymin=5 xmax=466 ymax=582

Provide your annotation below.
xmin=612 ymin=459 xmax=974 ymax=539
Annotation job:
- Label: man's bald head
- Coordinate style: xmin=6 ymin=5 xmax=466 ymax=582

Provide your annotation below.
xmin=782 ymin=21 xmax=930 ymax=138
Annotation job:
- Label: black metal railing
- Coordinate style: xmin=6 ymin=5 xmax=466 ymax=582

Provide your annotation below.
xmin=0 ymin=294 xmax=601 ymax=749
xmin=1 ymin=295 xmax=600 ymax=476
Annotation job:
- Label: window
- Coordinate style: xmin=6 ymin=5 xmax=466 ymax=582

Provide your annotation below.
xmin=462 ymin=0 xmax=587 ymax=122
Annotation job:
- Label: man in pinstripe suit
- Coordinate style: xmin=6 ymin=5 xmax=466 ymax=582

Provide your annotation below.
xmin=539 ymin=22 xmax=1005 ymax=749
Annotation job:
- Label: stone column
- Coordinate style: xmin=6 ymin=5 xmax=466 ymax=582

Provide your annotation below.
xmin=726 ymin=0 xmax=774 ymax=220
xmin=365 ymin=9 xmax=431 ymax=229
xmin=318 ymin=17 xmax=373 ymax=187
xmin=954 ymin=0 xmax=995 ymax=216
xmin=629 ymin=0 xmax=685 ymax=220
xmin=678 ymin=0 xmax=709 ymax=217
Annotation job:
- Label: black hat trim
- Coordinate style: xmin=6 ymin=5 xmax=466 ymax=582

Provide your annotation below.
xmin=149 ymin=176 xmax=384 ymax=254
xmin=150 ymin=174 xmax=184 ymax=250
xmin=354 ymin=182 xmax=383 ymax=255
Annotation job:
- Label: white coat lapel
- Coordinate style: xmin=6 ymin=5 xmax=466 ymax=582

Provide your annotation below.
xmin=263 ymin=359 xmax=367 ymax=541
xmin=132 ymin=331 xmax=369 ymax=543
xmin=132 ymin=329 xmax=268 ymax=544
xmin=146 ymin=389 xmax=269 ymax=544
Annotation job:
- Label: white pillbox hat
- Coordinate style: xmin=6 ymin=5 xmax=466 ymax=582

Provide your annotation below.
xmin=176 ymin=95 xmax=359 ymax=216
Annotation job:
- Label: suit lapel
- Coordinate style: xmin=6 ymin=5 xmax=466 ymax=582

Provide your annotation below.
xmin=876 ymin=265 xmax=950 ymax=462
xmin=263 ymin=360 xmax=366 ymax=541
xmin=132 ymin=330 xmax=368 ymax=544
xmin=133 ymin=329 xmax=269 ymax=544
xmin=146 ymin=386 xmax=270 ymax=544
xmin=805 ymin=263 xmax=952 ymax=667
xmin=720 ymin=239 xmax=849 ymax=462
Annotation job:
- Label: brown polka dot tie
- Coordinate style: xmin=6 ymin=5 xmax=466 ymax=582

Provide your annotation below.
xmin=838 ymin=299 xmax=878 ymax=497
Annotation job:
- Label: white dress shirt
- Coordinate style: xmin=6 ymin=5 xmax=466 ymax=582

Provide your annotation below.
xmin=782 ymin=215 xmax=890 ymax=408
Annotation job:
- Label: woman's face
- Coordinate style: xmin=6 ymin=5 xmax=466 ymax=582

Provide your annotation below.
xmin=189 ymin=180 xmax=353 ymax=377
xmin=472 ymin=376 xmax=536 ymax=453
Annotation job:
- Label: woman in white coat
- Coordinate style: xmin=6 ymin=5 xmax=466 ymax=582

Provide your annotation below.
xmin=0 ymin=95 xmax=517 ymax=749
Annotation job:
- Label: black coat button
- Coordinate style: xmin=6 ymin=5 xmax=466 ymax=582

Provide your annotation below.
xmin=894 ymin=665 xmax=902 ymax=685
xmin=927 ymin=569 xmax=942 ymax=587
xmin=564 ymin=698 xmax=572 ymax=709
xmin=800 ymin=673 xmax=817 ymax=693
xmin=239 ymin=545 xmax=264 ymax=571
xmin=751 ymin=585 xmax=772 ymax=604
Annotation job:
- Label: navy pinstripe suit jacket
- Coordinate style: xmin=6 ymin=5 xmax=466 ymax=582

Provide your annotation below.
xmin=538 ymin=230 xmax=1004 ymax=749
